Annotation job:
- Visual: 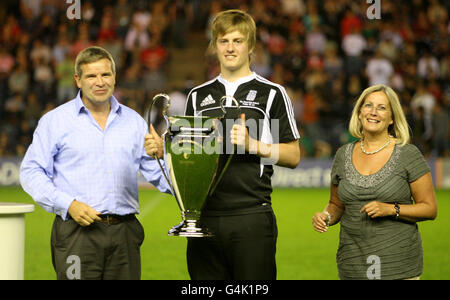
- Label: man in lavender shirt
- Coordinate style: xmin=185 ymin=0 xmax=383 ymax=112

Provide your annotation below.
xmin=20 ymin=46 xmax=171 ymax=280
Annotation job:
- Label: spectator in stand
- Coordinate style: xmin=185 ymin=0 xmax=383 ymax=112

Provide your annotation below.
xmin=305 ymin=25 xmax=327 ymax=55
xmin=251 ymin=41 xmax=272 ymax=79
xmin=340 ymin=7 xmax=363 ymax=39
xmin=341 ymin=27 xmax=366 ymax=76
xmin=440 ymin=54 xmax=450 ymax=82
xmin=302 ymin=87 xmax=323 ymax=144
xmin=303 ymin=0 xmax=322 ymax=32
xmin=23 ymin=92 xmax=42 ymax=128
xmin=4 ymin=93 xmax=25 ymax=116
xmin=149 ymin=0 xmax=169 ymax=46
xmin=125 ymin=3 xmax=151 ymax=51
xmin=427 ymin=0 xmax=448 ymax=26
xmin=116 ymin=62 xmax=145 ymax=112
xmin=55 ymin=52 xmax=76 ymax=104
xmin=70 ymin=23 xmax=93 ymax=58
xmin=411 ymin=82 xmax=436 ymax=146
xmin=114 ymin=0 xmax=132 ymax=39
xmin=30 ymin=40 xmax=52 ymax=66
xmin=322 ymin=0 xmax=340 ymax=41
xmin=52 ymin=35 xmax=71 ymax=65
xmin=8 ymin=61 xmax=29 ymax=96
xmin=0 ymin=131 xmax=14 ymax=157
xmin=378 ymin=36 xmax=399 ymax=63
xmin=413 ymin=11 xmax=432 ymax=43
xmin=1 ymin=15 xmax=22 ymax=46
xmin=140 ymin=32 xmax=168 ymax=95
xmin=266 ymin=29 xmax=287 ymax=65
xmin=32 ymin=57 xmax=54 ymax=103
xmin=140 ymin=31 xmax=168 ymax=71
xmin=432 ymin=101 xmax=448 ymax=157
xmin=280 ymin=0 xmax=305 ymax=18
xmin=366 ymin=47 xmax=394 ymax=86
xmin=97 ymin=8 xmax=116 ymax=42
xmin=35 ymin=13 xmax=56 ymax=45
xmin=168 ymin=0 xmax=193 ymax=49
xmin=323 ymin=42 xmax=343 ymax=80
xmin=347 ymin=74 xmax=363 ymax=101
xmin=0 ymin=0 xmax=448 ymax=159
xmin=0 ymin=47 xmax=14 ymax=75
xmin=418 ymin=50 xmax=440 ymax=80
xmin=166 ymin=88 xmax=187 ymax=117
xmin=80 ymin=1 xmax=96 ymax=23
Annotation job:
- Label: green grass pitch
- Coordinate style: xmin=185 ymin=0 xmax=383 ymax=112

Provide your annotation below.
xmin=1 ymin=186 xmax=448 ymax=279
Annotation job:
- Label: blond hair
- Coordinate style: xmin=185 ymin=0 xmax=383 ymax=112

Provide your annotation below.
xmin=74 ymin=46 xmax=116 ymax=77
xmin=209 ymin=9 xmax=256 ymax=60
xmin=348 ymin=84 xmax=410 ymax=145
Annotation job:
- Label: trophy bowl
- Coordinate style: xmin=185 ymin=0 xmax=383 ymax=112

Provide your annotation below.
xmin=147 ymin=94 xmax=235 ymax=237
xmin=165 ymin=115 xmax=222 ymax=237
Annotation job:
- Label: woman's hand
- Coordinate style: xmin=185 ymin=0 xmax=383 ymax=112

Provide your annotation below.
xmin=313 ymin=212 xmax=330 ymax=233
xmin=360 ymin=201 xmax=395 ymax=218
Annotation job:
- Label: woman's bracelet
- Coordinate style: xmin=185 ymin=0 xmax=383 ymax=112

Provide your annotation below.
xmin=323 ymin=211 xmax=331 ymax=226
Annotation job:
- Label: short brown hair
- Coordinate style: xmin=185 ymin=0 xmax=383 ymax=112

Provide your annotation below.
xmin=209 ymin=9 xmax=256 ymax=59
xmin=74 ymin=46 xmax=116 ymax=77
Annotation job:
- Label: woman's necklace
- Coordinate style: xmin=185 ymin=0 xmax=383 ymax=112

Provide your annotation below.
xmin=360 ymin=135 xmax=391 ymax=155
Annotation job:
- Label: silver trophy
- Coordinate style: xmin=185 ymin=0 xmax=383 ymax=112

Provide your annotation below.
xmin=147 ymin=94 xmax=239 ymax=237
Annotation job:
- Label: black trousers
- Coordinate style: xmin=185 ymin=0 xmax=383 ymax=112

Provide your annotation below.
xmin=186 ymin=211 xmax=278 ymax=280
xmin=51 ymin=215 xmax=144 ymax=280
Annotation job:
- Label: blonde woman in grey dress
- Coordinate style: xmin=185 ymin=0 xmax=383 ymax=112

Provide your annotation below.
xmin=312 ymin=84 xmax=437 ymax=280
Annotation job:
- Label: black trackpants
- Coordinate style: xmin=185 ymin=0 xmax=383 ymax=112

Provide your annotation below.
xmin=51 ymin=215 xmax=144 ymax=280
xmin=186 ymin=210 xmax=278 ymax=280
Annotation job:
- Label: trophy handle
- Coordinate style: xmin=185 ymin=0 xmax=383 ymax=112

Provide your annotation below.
xmin=147 ymin=93 xmax=170 ymax=135
xmin=208 ymin=95 xmax=241 ymax=196
xmin=219 ymin=95 xmax=241 ymax=116
xmin=146 ymin=93 xmax=173 ymax=192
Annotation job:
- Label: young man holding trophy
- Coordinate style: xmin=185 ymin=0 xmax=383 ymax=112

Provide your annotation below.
xmin=146 ymin=9 xmax=300 ymax=279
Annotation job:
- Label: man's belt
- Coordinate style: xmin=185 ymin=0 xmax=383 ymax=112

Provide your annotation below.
xmin=97 ymin=214 xmax=135 ymax=225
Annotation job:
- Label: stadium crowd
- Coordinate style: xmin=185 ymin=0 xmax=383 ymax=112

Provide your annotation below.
xmin=0 ymin=0 xmax=448 ymax=159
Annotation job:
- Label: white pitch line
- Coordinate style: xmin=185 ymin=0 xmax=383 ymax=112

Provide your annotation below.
xmin=137 ymin=193 xmax=166 ymax=220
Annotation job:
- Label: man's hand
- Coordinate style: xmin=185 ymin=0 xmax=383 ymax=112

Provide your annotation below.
xmin=145 ymin=124 xmax=164 ymax=159
xmin=230 ymin=114 xmax=253 ymax=152
xmin=68 ymin=200 xmax=101 ymax=226
xmin=229 ymin=114 xmax=300 ymax=168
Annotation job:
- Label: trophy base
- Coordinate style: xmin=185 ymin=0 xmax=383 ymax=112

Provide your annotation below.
xmin=168 ymin=220 xmax=213 ymax=237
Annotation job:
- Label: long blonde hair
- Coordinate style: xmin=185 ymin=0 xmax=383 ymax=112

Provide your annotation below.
xmin=348 ymin=84 xmax=410 ymax=145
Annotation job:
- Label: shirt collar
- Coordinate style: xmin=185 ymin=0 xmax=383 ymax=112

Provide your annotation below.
xmin=217 ymin=72 xmax=256 ymax=86
xmin=75 ymin=90 xmax=122 ymax=115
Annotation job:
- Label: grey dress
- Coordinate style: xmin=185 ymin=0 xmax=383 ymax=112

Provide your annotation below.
xmin=331 ymin=142 xmax=430 ymax=280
